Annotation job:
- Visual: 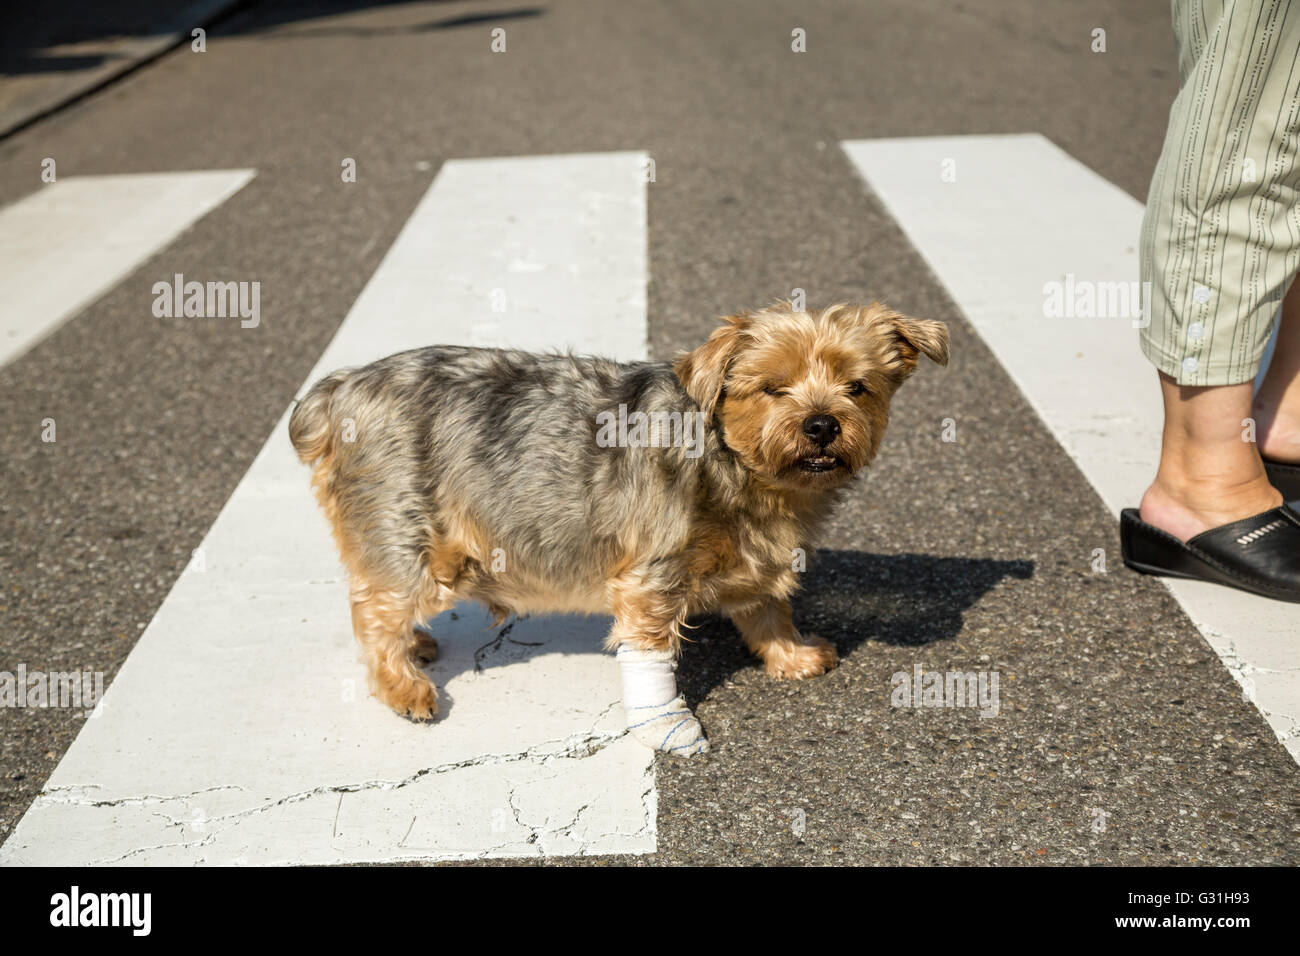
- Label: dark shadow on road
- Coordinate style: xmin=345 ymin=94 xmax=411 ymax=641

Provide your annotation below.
xmin=266 ymin=7 xmax=545 ymax=38
xmin=0 ymin=1 xmax=545 ymax=76
xmin=676 ymin=549 xmax=1035 ymax=705
xmin=412 ymin=549 xmax=1033 ymax=720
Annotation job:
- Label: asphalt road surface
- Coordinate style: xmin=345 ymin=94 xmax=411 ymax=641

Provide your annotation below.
xmin=1 ymin=0 xmax=1297 ymax=865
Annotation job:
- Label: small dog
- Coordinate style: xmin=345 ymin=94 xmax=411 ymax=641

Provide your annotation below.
xmin=289 ymin=301 xmax=948 ymax=735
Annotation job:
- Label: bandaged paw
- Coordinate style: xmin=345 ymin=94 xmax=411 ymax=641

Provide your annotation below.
xmin=616 ymin=646 xmax=709 ymax=756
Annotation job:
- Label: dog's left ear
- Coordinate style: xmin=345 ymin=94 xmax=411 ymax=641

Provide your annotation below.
xmin=836 ymin=303 xmax=949 ymax=375
xmin=888 ymin=313 xmax=950 ymax=373
xmin=674 ymin=313 xmax=750 ymax=418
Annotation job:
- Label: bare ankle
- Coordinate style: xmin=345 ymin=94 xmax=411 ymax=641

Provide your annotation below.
xmin=1256 ymin=404 xmax=1300 ymax=463
xmin=1140 ymin=473 xmax=1282 ymax=542
xmin=1254 ymin=371 xmax=1300 ymax=459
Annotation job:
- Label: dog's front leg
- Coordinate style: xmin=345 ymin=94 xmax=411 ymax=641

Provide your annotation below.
xmin=606 ymin=578 xmax=708 ymax=757
xmin=728 ymin=598 xmax=838 ymax=680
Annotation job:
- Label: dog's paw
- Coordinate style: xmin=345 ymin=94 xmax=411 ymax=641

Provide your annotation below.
xmin=413 ymin=629 xmax=439 ymax=663
xmin=379 ymin=673 xmax=439 ymax=720
xmin=763 ymin=634 xmax=839 ymax=680
xmin=625 ymin=695 xmax=709 ymax=756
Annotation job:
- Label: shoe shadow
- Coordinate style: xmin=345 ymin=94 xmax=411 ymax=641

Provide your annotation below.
xmin=676 ymin=549 xmax=1035 ymax=705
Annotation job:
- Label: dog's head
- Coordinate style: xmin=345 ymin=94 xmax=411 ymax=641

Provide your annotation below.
xmin=674 ymin=302 xmax=948 ymax=492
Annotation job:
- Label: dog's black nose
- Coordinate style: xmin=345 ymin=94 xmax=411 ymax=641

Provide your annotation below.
xmin=802 ymin=414 xmax=840 ymax=446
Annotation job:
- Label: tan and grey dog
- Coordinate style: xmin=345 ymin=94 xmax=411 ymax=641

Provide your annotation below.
xmin=289 ymin=301 xmax=948 ymax=753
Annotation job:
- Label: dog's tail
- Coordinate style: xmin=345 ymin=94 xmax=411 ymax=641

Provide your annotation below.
xmin=288 ymin=368 xmax=354 ymax=466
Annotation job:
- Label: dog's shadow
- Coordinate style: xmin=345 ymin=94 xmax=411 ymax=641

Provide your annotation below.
xmin=422 ymin=550 xmax=1032 ymax=714
xmin=677 ymin=549 xmax=1034 ymax=704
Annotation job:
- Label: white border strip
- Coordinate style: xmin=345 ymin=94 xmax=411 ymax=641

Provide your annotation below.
xmin=0 ymin=170 xmax=256 ymax=367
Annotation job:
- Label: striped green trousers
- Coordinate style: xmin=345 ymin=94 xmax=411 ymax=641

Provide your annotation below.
xmin=1141 ymin=0 xmax=1300 ymax=386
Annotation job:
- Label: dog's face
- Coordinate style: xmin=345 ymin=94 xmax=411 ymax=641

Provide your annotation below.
xmin=675 ymin=302 xmax=948 ymax=492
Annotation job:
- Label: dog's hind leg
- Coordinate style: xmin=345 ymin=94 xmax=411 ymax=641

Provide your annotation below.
xmin=411 ymin=626 xmax=440 ymax=663
xmin=349 ymin=577 xmax=440 ymax=719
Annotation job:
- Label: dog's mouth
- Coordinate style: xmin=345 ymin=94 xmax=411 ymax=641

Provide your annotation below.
xmin=796 ymin=454 xmax=843 ymax=474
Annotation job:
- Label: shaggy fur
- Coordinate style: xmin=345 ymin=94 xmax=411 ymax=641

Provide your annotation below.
xmin=289 ymin=302 xmax=948 ymax=718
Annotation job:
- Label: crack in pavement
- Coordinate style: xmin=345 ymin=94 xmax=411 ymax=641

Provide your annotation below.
xmin=5 ymin=710 xmax=640 ymax=864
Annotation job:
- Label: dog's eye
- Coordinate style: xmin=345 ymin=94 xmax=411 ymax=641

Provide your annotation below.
xmin=762 ymin=385 xmax=785 ymax=397
xmin=847 ymin=381 xmax=868 ymax=396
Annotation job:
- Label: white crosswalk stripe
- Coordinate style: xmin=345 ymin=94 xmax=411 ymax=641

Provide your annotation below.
xmin=0 ymin=152 xmax=653 ymax=866
xmin=843 ymin=134 xmax=1299 ymax=760
xmin=0 ymin=170 xmax=255 ymax=367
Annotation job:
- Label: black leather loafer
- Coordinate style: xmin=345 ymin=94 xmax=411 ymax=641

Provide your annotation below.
xmin=1264 ymin=458 xmax=1300 ymax=502
xmin=1120 ymin=504 xmax=1300 ymax=603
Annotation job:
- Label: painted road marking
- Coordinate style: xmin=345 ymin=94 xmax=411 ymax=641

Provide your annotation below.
xmin=0 ymin=170 xmax=255 ymax=367
xmin=0 ymin=152 xmax=652 ymax=865
xmin=843 ymin=134 xmax=1299 ymax=760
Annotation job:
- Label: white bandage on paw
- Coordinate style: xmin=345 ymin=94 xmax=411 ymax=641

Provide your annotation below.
xmin=616 ymin=646 xmax=709 ymax=756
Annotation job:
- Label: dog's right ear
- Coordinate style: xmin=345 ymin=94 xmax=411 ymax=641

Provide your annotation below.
xmin=674 ymin=313 xmax=750 ymax=419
